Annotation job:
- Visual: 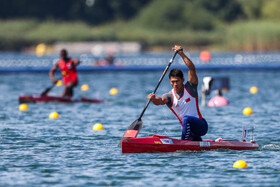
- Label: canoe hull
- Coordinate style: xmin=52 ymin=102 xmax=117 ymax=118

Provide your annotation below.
xmin=122 ymin=135 xmax=259 ymax=153
xmin=18 ymin=95 xmax=104 ymax=104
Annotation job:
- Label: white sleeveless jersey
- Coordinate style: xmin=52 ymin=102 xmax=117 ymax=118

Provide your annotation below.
xmin=169 ymin=86 xmax=203 ymax=127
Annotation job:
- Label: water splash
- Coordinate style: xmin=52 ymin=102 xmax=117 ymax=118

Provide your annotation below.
xmin=261 ymin=144 xmax=280 ymax=150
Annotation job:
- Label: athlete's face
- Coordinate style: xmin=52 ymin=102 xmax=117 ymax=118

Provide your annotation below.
xmin=170 ymin=76 xmax=184 ymax=93
xmin=60 ymin=50 xmax=68 ymax=59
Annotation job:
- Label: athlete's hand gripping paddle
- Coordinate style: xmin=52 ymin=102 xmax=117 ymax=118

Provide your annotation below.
xmin=118 ymin=49 xmax=182 ymax=147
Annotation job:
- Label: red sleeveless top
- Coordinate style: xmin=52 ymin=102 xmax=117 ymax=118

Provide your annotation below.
xmin=59 ymin=59 xmax=78 ymax=85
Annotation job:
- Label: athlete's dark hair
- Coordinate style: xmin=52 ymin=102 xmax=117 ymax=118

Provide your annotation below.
xmin=169 ymin=68 xmax=184 ymax=79
xmin=60 ymin=49 xmax=68 ymax=58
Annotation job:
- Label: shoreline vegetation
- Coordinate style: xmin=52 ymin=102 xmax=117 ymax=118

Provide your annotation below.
xmin=1 ymin=19 xmax=280 ymax=53
xmin=2 ymin=0 xmax=280 ymax=53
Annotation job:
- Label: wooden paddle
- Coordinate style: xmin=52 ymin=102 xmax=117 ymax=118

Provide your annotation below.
xmin=118 ymin=49 xmax=181 ymax=147
xmin=41 ymin=80 xmax=58 ymax=96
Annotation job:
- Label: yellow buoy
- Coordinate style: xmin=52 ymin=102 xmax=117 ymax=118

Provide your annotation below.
xmin=36 ymin=43 xmax=47 ymax=57
xmin=19 ymin=104 xmax=28 ymax=111
xmin=109 ymin=88 xmax=118 ymax=95
xmin=250 ymin=86 xmax=258 ymax=94
xmin=56 ymin=80 xmax=62 ymax=87
xmin=233 ymin=160 xmax=248 ymax=168
xmin=81 ymin=84 xmax=90 ymax=91
xmin=243 ymin=107 xmax=253 ymax=115
xmin=93 ymin=123 xmax=104 ymax=130
xmin=49 ymin=112 xmax=59 ymax=119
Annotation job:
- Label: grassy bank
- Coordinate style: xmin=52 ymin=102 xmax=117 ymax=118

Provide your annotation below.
xmin=0 ymin=19 xmax=280 ymax=52
xmin=226 ymin=20 xmax=280 ymax=51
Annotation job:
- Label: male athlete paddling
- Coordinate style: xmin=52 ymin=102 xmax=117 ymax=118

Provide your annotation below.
xmin=148 ymin=45 xmax=208 ymax=141
xmin=49 ymin=49 xmax=80 ymax=98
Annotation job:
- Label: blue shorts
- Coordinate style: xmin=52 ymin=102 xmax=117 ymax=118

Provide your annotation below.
xmin=181 ymin=116 xmax=208 ymax=141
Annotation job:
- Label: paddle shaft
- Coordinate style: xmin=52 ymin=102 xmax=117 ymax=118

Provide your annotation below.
xmin=41 ymin=79 xmax=59 ymax=96
xmin=138 ymin=50 xmax=179 ymax=120
xmin=118 ymin=50 xmax=180 ymax=147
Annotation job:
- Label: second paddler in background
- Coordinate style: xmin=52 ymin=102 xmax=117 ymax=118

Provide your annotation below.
xmin=49 ymin=49 xmax=80 ymax=98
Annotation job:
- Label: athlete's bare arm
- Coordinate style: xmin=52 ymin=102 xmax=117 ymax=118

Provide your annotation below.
xmin=49 ymin=62 xmax=59 ymax=83
xmin=147 ymin=93 xmax=168 ymax=105
xmin=71 ymin=58 xmax=80 ymax=66
xmin=174 ymin=45 xmax=198 ymax=85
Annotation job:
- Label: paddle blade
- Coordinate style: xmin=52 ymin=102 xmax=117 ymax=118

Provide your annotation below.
xmin=118 ymin=119 xmax=142 ymax=147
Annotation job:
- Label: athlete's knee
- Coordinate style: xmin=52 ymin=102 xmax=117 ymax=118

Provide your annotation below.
xmin=196 ymin=120 xmax=208 ymax=136
xmin=66 ymin=82 xmax=73 ymax=88
xmin=201 ymin=120 xmax=208 ymax=135
xmin=67 ymin=81 xmax=78 ymax=87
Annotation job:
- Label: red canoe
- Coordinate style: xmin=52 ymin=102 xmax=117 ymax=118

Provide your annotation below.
xmin=121 ymin=135 xmax=259 ymax=153
xmin=18 ymin=94 xmax=105 ymax=104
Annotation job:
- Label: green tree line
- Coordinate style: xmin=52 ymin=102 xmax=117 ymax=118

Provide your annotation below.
xmin=0 ymin=0 xmax=280 ymax=51
xmin=0 ymin=0 xmax=150 ymax=24
xmin=2 ymin=0 xmax=279 ymax=28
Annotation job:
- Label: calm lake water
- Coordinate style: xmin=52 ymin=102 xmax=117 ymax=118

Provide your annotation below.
xmin=0 ymin=53 xmax=280 ymax=186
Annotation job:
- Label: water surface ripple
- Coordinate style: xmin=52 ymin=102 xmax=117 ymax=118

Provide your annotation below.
xmin=0 ymin=69 xmax=280 ymax=186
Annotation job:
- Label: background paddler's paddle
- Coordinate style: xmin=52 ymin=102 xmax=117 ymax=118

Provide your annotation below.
xmin=41 ymin=80 xmax=59 ymax=96
xmin=118 ymin=49 xmax=181 ymax=147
